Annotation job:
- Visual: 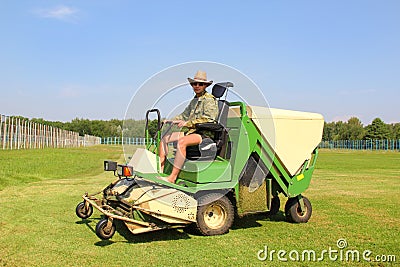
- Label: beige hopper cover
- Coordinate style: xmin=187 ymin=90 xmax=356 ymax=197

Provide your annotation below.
xmin=229 ymin=106 xmax=324 ymax=176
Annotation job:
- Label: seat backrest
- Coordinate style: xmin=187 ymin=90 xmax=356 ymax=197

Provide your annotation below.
xmin=211 ymin=83 xmax=233 ymax=158
xmin=212 ymin=83 xmax=227 ymax=98
xmin=211 ymin=83 xmax=231 ymax=127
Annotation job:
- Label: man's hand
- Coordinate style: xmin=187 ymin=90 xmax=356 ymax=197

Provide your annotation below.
xmin=174 ymin=120 xmax=187 ymax=127
xmin=163 ymin=120 xmax=187 ymax=127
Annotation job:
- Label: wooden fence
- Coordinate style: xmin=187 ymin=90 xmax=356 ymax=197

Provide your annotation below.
xmin=0 ymin=114 xmax=101 ymax=150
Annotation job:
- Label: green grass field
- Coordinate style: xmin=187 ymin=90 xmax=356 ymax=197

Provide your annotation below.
xmin=0 ymin=147 xmax=398 ymax=266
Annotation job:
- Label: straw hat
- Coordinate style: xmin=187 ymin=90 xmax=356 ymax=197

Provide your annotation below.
xmin=187 ymin=70 xmax=213 ymax=86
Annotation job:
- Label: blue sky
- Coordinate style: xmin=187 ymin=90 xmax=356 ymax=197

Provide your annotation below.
xmin=0 ymin=0 xmax=399 ymax=125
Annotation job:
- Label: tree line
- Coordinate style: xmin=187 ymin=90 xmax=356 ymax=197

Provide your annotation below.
xmin=323 ymin=117 xmax=400 ymax=141
xmin=10 ymin=116 xmax=400 ymax=141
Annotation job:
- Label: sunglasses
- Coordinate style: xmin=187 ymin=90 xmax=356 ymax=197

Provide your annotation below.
xmin=191 ymin=82 xmax=206 ymax=86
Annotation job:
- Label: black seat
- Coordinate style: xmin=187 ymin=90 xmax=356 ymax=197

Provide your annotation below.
xmin=186 ymin=82 xmax=233 ymax=161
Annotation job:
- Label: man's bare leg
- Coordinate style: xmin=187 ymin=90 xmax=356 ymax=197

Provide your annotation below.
xmin=159 ymin=132 xmax=183 ymax=172
xmin=165 ymin=134 xmax=202 ymax=183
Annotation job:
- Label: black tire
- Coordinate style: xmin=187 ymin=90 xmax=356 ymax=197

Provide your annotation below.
xmin=95 ymin=218 xmax=116 ymax=240
xmin=194 ymin=193 xmax=234 ymax=236
xmin=285 ymin=196 xmax=312 ymax=223
xmin=267 ymin=196 xmax=280 ymax=216
xmin=75 ymin=201 xmax=93 ymax=219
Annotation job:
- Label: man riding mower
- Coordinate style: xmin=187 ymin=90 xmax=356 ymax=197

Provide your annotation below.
xmin=75 ymin=71 xmax=324 ymax=240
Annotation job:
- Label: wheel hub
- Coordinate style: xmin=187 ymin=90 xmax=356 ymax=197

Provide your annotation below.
xmin=204 ymin=204 xmax=226 ymax=229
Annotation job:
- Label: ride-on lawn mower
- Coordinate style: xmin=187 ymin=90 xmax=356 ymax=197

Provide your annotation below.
xmin=75 ymin=82 xmax=324 ymax=240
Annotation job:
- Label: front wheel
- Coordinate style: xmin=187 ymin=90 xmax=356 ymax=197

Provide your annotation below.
xmin=194 ymin=193 xmax=234 ymax=236
xmin=285 ymin=196 xmax=312 ymax=223
xmin=75 ymin=201 xmax=93 ymax=219
xmin=95 ymin=218 xmax=116 ymax=240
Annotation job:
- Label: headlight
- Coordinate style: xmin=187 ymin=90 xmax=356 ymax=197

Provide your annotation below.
xmin=104 ymin=160 xmax=117 ymax=171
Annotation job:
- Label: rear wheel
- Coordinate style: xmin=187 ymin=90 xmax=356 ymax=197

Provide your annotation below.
xmin=75 ymin=201 xmax=93 ymax=219
xmin=95 ymin=218 xmax=116 ymax=240
xmin=285 ymin=196 xmax=312 ymax=223
xmin=195 ymin=193 xmax=234 ymax=236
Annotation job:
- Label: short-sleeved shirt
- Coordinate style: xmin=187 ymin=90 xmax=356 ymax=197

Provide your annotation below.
xmin=173 ymin=91 xmax=218 ymax=136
